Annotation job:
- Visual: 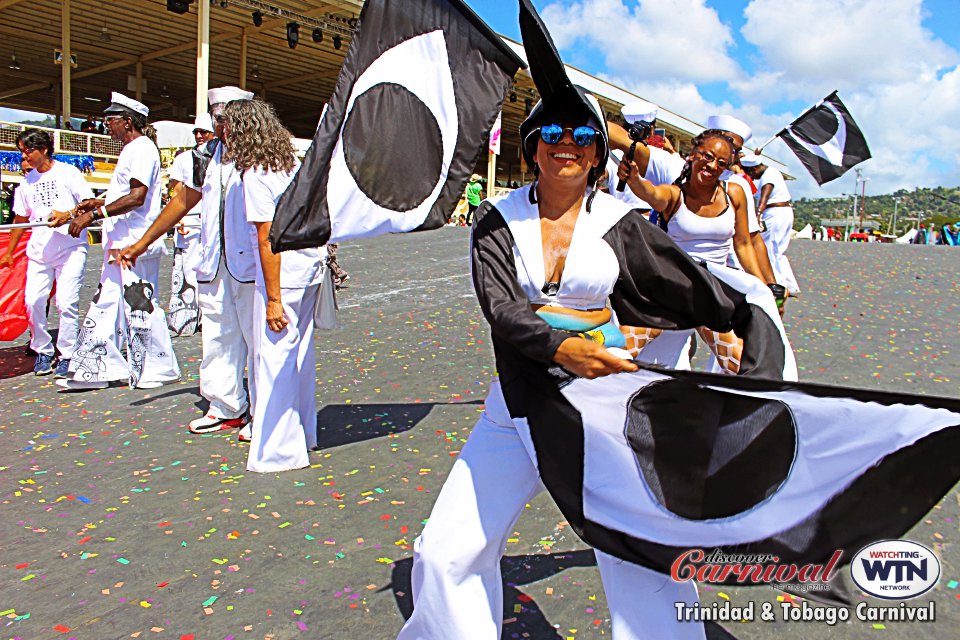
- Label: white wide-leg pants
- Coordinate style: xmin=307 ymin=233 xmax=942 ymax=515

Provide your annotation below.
xmin=198 ymin=270 xmax=256 ymax=420
xmin=69 ymin=251 xmax=180 ymax=387
xmin=247 ymin=284 xmax=319 ymax=473
xmin=24 ymin=245 xmax=86 ymax=359
xmin=761 ymin=207 xmax=800 ymax=295
xmin=397 ymin=380 xmax=704 ymax=640
xmin=168 ymin=228 xmax=202 ymax=335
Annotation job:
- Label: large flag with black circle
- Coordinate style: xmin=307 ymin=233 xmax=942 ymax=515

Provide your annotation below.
xmin=776 ymin=92 xmax=871 ymax=185
xmin=512 ymin=364 xmax=960 ymax=593
xmin=270 ymin=0 xmax=525 ymax=251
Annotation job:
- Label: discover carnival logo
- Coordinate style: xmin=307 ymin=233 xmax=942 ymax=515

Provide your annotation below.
xmin=850 ymin=540 xmax=941 ymax=599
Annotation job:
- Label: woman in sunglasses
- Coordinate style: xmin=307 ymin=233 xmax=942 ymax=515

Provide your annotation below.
xmin=614 ymin=130 xmax=781 ymax=374
xmin=396 ymin=84 xmax=765 ymax=640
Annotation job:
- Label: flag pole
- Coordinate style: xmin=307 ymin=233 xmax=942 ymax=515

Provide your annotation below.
xmin=754 ymin=131 xmax=784 ymax=154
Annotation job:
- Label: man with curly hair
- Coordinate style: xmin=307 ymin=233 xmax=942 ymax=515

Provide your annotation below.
xmin=120 ymin=87 xmax=257 ymax=439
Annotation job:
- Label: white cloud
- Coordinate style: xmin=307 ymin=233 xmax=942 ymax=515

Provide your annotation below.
xmin=530 ymin=0 xmax=958 ymax=199
xmin=738 ymin=0 xmax=960 ymax=198
xmin=540 ymin=0 xmax=740 ymax=83
xmin=742 ymin=0 xmax=957 ymax=90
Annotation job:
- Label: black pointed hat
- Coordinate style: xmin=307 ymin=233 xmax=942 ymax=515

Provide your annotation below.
xmin=518 ymin=0 xmax=608 ymax=168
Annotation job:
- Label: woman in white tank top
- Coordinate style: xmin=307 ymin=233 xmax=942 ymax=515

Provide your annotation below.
xmin=615 ymin=131 xmax=774 ymax=373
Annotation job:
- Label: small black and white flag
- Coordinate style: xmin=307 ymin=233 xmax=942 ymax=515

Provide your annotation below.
xmin=777 ymin=91 xmax=871 ymax=185
xmin=512 ymin=365 xmax=960 ymax=593
xmin=270 ymin=0 xmax=525 ymax=251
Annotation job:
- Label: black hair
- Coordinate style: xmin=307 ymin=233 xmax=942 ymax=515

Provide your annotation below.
xmin=672 ymin=129 xmax=737 ymax=188
xmin=16 ymin=128 xmax=54 ymax=157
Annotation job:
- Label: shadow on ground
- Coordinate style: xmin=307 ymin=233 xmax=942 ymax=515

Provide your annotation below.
xmin=0 ymin=345 xmax=34 ymax=379
xmin=315 ymin=401 xmax=481 ymax=449
xmin=384 ymin=550 xmax=737 ymax=639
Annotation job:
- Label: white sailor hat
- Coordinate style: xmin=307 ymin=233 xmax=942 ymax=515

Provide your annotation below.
xmin=738 ymin=153 xmax=763 ymax=167
xmin=193 ymin=113 xmax=215 ymax=133
xmin=104 ymin=92 xmax=149 ymax=117
xmin=207 ymin=86 xmax=254 ymax=106
xmin=705 ymin=115 xmax=752 ymax=143
xmin=621 ymin=100 xmax=658 ymax=125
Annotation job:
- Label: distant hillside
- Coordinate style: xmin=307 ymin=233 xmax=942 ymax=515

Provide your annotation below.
xmin=792 ymin=186 xmax=960 ymax=234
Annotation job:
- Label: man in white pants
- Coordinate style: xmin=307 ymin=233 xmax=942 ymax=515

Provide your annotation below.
xmin=58 ymin=92 xmax=180 ymax=390
xmin=120 ymin=86 xmax=257 ymax=438
xmin=741 ymin=155 xmax=800 ymax=296
xmin=167 ymin=113 xmax=215 ymax=336
xmin=1 ymin=129 xmax=91 ymax=378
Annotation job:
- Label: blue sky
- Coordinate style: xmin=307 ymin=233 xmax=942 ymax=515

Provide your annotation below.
xmin=472 ymin=0 xmax=960 ymax=200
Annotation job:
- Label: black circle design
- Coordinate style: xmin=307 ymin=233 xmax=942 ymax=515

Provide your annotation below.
xmin=625 ymin=379 xmax=796 ymax=520
xmin=342 ymin=83 xmax=443 ymax=212
xmin=792 ymin=105 xmax=839 ymax=146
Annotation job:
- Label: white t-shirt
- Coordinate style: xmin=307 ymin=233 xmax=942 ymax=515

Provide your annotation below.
xmin=243 ymin=161 xmax=326 ymax=289
xmin=13 ymin=161 xmax=93 ymax=261
xmin=185 ymin=143 xmax=257 ymax=283
xmin=604 ymin=155 xmax=647 ymax=209
xmin=757 ymin=167 xmax=792 ymax=219
xmin=721 ymin=170 xmax=760 ymax=234
xmin=101 ymin=135 xmax=163 ymax=251
xmin=605 ymin=147 xmax=683 ymax=209
xmin=169 ymin=150 xmax=201 ymax=228
xmin=645 ymin=146 xmax=685 ymax=186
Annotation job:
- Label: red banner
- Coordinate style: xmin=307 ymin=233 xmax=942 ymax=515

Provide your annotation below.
xmin=0 ymin=231 xmax=31 ymax=341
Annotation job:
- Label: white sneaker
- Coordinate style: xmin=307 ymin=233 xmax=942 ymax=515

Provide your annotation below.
xmin=188 ymin=413 xmax=248 ymax=434
xmin=57 ymin=379 xmax=109 ymax=391
xmin=238 ymin=423 xmax=252 ymax=442
xmin=136 ymin=378 xmax=180 ymax=390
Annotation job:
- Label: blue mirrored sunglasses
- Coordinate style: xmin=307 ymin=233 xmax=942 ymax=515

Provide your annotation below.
xmin=539 ymin=124 xmax=597 ymax=147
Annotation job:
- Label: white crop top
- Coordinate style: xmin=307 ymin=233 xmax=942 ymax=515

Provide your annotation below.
xmin=666 ymin=185 xmax=734 ymax=265
xmin=489 ymin=186 xmax=630 ymax=311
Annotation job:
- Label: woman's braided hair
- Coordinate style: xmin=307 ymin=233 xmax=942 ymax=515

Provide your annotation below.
xmin=655 ymin=129 xmax=737 ymax=231
xmin=672 ymin=129 xmax=738 ymax=187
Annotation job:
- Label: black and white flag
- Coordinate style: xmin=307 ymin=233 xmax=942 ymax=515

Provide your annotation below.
xmin=512 ymin=365 xmax=960 ymax=591
xmin=777 ymin=91 xmax=871 ymax=185
xmin=270 ymin=0 xmax=525 ymax=251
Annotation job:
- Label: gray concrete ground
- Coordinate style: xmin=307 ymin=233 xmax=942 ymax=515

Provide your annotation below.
xmin=1 ymin=229 xmax=959 ymax=640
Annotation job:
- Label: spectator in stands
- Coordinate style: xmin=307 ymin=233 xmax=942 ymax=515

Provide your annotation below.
xmin=81 ymin=118 xmax=99 ymax=134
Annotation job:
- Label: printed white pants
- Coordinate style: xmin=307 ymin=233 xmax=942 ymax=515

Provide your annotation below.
xmin=397 ymin=380 xmax=704 ymax=640
xmin=198 ymin=270 xmax=256 ymax=420
xmin=69 ymin=251 xmax=180 ymax=387
xmin=25 ymin=246 xmax=86 ymax=359
xmin=761 ymin=207 xmax=800 ymax=295
xmin=247 ymin=284 xmax=319 ymax=473
xmin=168 ymin=228 xmax=202 ymax=335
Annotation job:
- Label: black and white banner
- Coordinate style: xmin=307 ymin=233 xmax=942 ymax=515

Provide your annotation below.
xmin=777 ymin=92 xmax=871 ymax=185
xmin=513 ymin=365 xmax=960 ymax=583
xmin=270 ymin=0 xmax=525 ymax=251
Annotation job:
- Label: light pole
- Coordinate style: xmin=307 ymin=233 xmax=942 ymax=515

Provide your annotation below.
xmin=890 ymin=197 xmax=900 ymax=236
xmin=845 ymin=168 xmax=865 ymax=241
xmin=858 ymin=175 xmax=870 ymax=230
